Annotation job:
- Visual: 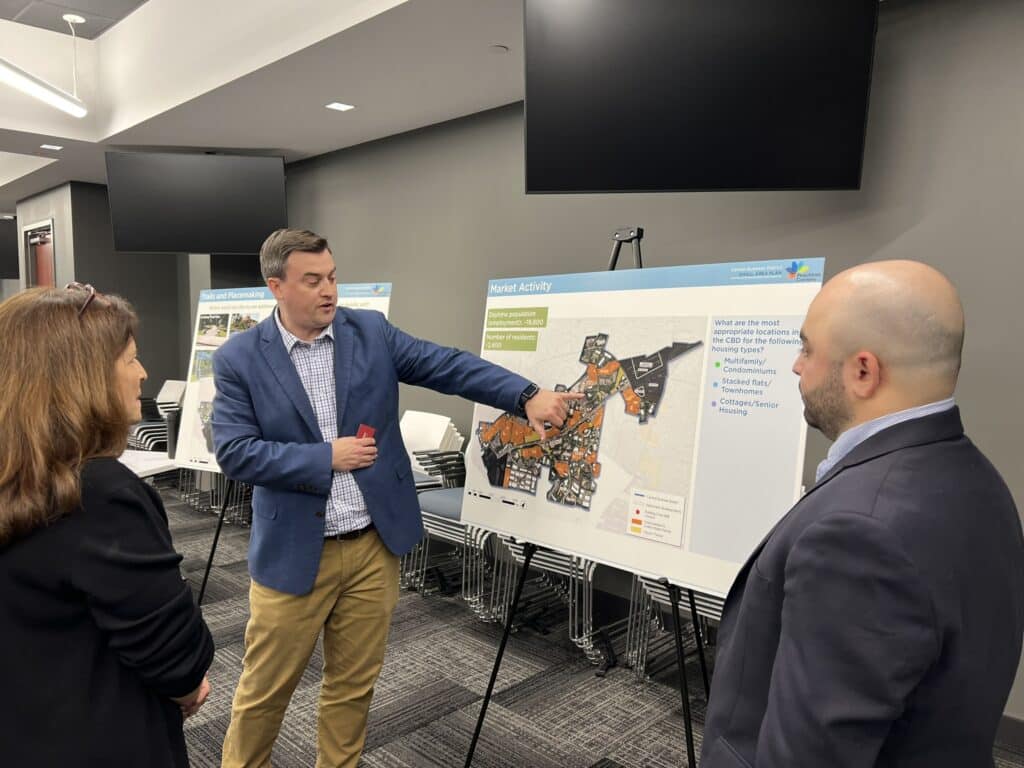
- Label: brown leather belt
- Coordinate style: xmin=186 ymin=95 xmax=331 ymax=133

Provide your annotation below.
xmin=325 ymin=522 xmax=375 ymax=541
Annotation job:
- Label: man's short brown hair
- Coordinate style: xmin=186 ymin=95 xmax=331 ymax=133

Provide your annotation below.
xmin=259 ymin=228 xmax=330 ymax=281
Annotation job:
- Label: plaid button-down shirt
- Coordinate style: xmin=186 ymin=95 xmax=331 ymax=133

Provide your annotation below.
xmin=275 ymin=309 xmax=371 ymax=535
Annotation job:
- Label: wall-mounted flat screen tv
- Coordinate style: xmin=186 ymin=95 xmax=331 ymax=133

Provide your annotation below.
xmin=106 ymin=152 xmax=287 ymax=253
xmin=525 ymin=0 xmax=880 ymax=193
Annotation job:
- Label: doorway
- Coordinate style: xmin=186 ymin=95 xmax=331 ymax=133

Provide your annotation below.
xmin=23 ymin=220 xmax=55 ymax=287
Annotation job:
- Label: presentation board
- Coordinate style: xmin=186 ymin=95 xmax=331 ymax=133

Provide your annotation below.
xmin=462 ymin=259 xmax=824 ymax=597
xmin=176 ymin=283 xmax=392 ymax=472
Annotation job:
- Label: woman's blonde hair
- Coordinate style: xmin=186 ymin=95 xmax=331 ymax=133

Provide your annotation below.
xmin=0 ymin=286 xmax=138 ymax=546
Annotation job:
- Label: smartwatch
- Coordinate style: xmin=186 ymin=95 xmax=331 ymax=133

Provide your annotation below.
xmin=517 ymin=383 xmax=540 ymax=417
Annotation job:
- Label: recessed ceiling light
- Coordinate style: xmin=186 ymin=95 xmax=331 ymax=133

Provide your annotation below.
xmin=40 ymin=144 xmax=63 ymax=150
xmin=325 ymin=102 xmax=355 ymax=112
xmin=1 ymin=214 xmax=14 ymax=220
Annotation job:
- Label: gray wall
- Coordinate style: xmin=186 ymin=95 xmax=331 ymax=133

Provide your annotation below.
xmin=287 ymin=0 xmax=1024 ymax=716
xmin=14 ymin=182 xmax=184 ymax=397
xmin=69 ymin=183 xmax=183 ymax=397
xmin=15 ymin=183 xmax=74 ymax=289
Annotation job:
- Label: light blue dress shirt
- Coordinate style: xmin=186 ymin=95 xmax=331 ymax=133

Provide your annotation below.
xmin=815 ymin=397 xmax=956 ymax=483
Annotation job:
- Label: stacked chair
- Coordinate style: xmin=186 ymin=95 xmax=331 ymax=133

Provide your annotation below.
xmin=127 ymin=380 xmax=187 ymax=452
xmin=127 ymin=397 xmax=169 ymax=451
xmin=403 ymin=450 xmax=469 ymax=595
xmin=406 ymin=446 xmax=625 ymax=671
xmin=401 ymin=410 xmax=720 ymax=685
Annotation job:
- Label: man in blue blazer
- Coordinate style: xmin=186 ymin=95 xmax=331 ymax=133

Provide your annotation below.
xmin=702 ymin=260 xmax=1023 ymax=767
xmin=212 ymin=228 xmax=580 ymax=768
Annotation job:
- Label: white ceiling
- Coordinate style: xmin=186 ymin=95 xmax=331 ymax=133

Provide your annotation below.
xmin=0 ymin=0 xmax=525 ymax=213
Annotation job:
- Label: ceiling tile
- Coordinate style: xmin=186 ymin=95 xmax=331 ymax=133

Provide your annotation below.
xmin=58 ymin=0 xmax=146 ymax=19
xmin=11 ymin=1 xmax=115 ymax=38
xmin=0 ymin=0 xmax=33 ymax=20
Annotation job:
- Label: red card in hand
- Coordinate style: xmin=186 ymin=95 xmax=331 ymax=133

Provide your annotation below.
xmin=356 ymin=424 xmax=376 ymax=439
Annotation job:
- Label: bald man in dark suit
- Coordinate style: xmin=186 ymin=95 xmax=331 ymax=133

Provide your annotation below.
xmin=702 ymin=261 xmax=1024 ymax=768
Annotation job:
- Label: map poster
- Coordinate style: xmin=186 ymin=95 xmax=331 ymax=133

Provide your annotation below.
xmin=176 ymin=283 xmax=392 ymax=472
xmin=462 ymin=259 xmax=824 ymax=597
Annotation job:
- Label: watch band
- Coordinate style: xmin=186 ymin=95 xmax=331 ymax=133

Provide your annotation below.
xmin=517 ymin=383 xmax=540 ymax=416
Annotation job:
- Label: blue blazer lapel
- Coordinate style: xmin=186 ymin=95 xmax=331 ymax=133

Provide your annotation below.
xmin=333 ymin=313 xmax=353 ymax=434
xmin=258 ymin=316 xmax=322 ymax=440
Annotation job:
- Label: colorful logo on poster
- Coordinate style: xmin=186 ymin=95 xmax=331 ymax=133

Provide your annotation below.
xmin=371 ymin=284 xmax=386 ymax=295
xmin=786 ymin=261 xmax=811 ymax=279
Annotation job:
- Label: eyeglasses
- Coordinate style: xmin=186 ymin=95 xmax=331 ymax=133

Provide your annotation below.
xmin=64 ymin=282 xmax=97 ymax=317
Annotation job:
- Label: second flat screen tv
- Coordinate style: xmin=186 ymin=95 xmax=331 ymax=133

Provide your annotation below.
xmin=105 ymin=152 xmax=287 ymax=253
xmin=525 ymin=0 xmax=880 ymax=193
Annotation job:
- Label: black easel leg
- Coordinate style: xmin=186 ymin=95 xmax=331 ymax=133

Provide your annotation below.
xmin=198 ymin=479 xmax=233 ymax=606
xmin=608 ymin=240 xmax=623 ymax=271
xmin=665 ymin=582 xmax=697 ymax=767
xmin=465 ymin=542 xmax=538 ymax=768
xmin=688 ymin=589 xmax=711 ymax=700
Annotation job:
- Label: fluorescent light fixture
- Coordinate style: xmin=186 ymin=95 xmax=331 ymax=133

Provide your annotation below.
xmin=1 ymin=214 xmax=14 ymax=220
xmin=325 ymin=102 xmax=355 ymax=112
xmin=0 ymin=56 xmax=88 ymax=118
xmin=40 ymin=144 xmax=63 ymax=151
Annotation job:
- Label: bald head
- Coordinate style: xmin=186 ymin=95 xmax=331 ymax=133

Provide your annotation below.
xmin=814 ymin=260 xmax=964 ymax=399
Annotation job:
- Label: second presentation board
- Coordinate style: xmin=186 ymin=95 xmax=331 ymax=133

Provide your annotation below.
xmin=176 ymin=283 xmax=392 ymax=473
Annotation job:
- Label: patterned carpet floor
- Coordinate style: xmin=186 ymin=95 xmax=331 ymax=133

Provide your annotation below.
xmin=161 ymin=489 xmax=1024 ymax=767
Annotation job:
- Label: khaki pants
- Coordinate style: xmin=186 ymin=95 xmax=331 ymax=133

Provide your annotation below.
xmin=221 ymin=530 xmax=400 ymax=768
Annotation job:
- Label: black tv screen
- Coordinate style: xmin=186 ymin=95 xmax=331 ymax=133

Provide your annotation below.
xmin=0 ymin=217 xmax=17 ymax=279
xmin=105 ymin=152 xmax=287 ymax=253
xmin=525 ymin=0 xmax=879 ymax=193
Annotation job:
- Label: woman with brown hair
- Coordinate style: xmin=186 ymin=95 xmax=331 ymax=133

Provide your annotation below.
xmin=0 ymin=285 xmax=214 ymax=768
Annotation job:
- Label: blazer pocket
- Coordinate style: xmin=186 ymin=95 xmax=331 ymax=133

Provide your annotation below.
xmin=704 ymin=736 xmax=753 ymax=768
xmin=253 ymin=505 xmax=278 ymax=520
xmin=742 ymin=558 xmax=783 ymax=623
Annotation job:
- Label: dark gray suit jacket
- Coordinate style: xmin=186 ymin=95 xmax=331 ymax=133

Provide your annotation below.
xmin=702 ymin=407 xmax=1024 ymax=767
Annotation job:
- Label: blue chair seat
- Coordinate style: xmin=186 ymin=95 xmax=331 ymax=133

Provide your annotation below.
xmin=419 ymin=487 xmax=463 ymax=521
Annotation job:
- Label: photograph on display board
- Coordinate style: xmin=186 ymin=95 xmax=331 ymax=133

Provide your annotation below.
xmin=194 ymin=313 xmax=230 ymax=348
xmin=189 ymin=350 xmax=214 ymax=382
xmin=229 ymin=312 xmax=262 ymax=334
xmin=186 ymin=350 xmax=217 ymax=457
xmin=182 ymin=379 xmax=218 ymax=456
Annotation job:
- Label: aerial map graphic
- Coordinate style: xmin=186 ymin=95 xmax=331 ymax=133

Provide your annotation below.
xmin=476 ymin=333 xmax=702 ymax=509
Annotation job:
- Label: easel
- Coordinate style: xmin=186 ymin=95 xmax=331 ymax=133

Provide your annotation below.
xmin=465 ymin=226 xmax=710 ymax=766
xmin=659 ymin=579 xmax=712 ymax=767
xmin=609 ymin=227 xmax=712 ymax=763
xmin=197 ymin=477 xmax=238 ymax=606
xmin=463 ymin=540 xmax=538 ymax=766
xmin=608 ymin=226 xmax=644 ymax=270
